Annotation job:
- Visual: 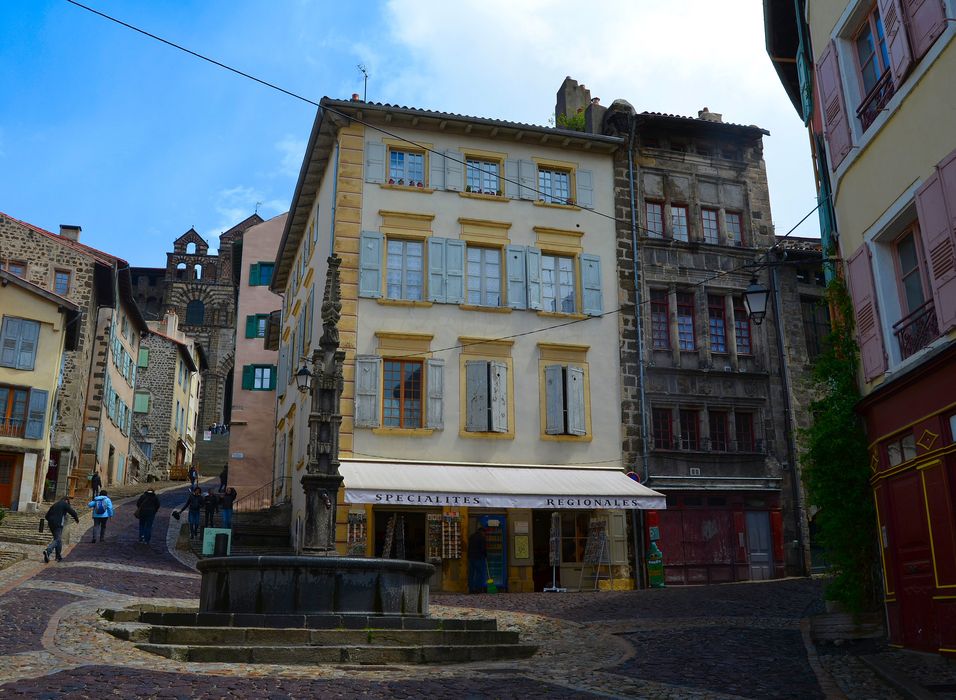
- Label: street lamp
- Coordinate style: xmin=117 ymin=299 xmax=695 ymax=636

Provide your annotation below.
xmin=743 ymin=277 xmax=770 ymax=326
xmin=295 ymin=363 xmax=312 ymax=393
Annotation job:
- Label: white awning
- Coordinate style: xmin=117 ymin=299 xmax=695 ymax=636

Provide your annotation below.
xmin=339 ymin=459 xmax=666 ymax=510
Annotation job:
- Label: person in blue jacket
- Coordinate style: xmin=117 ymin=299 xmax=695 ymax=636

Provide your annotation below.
xmin=88 ymin=490 xmax=114 ymax=543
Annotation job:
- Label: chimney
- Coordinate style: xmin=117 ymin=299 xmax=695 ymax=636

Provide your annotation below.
xmin=59 ymin=225 xmax=81 ymax=242
xmin=555 ymin=76 xmax=591 ymax=124
xmin=165 ymin=310 xmax=180 ymax=338
xmin=698 ymin=107 xmax=723 ymax=123
xmin=351 ymin=93 xmax=361 ymax=101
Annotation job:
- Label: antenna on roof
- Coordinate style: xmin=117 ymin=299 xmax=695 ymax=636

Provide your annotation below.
xmin=255 ymin=201 xmax=262 ymax=214
xmin=357 ymin=64 xmax=369 ymax=101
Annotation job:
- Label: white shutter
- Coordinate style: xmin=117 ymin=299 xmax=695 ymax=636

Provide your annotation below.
xmin=506 ymin=245 xmax=527 ymax=309
xmin=489 ymin=360 xmax=508 ymax=433
xmin=426 ymin=358 xmax=444 ymax=430
xmin=526 ymin=247 xmax=542 ymax=310
xmin=518 ymin=160 xmax=536 ymax=200
xmin=445 ymin=240 xmax=466 ymax=304
xmin=444 ymin=150 xmax=463 ymax=192
xmin=504 ymin=159 xmax=520 ymax=199
xmin=576 ymin=169 xmax=594 ymax=208
xmin=544 ymin=365 xmax=565 ymax=435
xmin=429 ymin=151 xmax=445 ymax=190
xmin=566 ymin=366 xmax=586 ymax=436
xmin=358 ymin=231 xmax=383 ymax=298
xmin=0 ymin=317 xmax=21 ymax=368
xmin=354 ymin=355 xmax=381 ymax=428
xmin=464 ymin=360 xmax=489 ymax=432
xmin=581 ymin=254 xmax=603 ymax=316
xmin=365 ymin=142 xmax=386 ymax=184
xmin=428 ymin=237 xmax=446 ymax=303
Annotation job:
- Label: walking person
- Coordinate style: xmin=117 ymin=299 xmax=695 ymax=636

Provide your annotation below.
xmin=174 ymin=487 xmax=204 ymax=539
xmin=90 ymin=471 xmax=102 ymax=498
xmin=135 ymin=488 xmax=161 ymax=544
xmin=203 ymin=489 xmax=219 ymax=530
xmin=220 ymin=487 xmax=237 ymax=529
xmin=218 ymin=464 xmax=228 ymax=493
xmin=42 ymin=496 xmax=80 ymax=563
xmin=468 ymin=526 xmax=488 ymax=594
xmin=188 ymin=464 xmax=199 ymax=490
xmin=88 ymin=490 xmax=114 ymax=543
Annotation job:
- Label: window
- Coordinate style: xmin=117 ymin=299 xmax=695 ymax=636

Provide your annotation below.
xmin=249 ymin=262 xmax=274 ymax=287
xmin=702 ymin=209 xmax=719 ymax=244
xmin=709 ymin=410 xmax=729 ymax=451
xmin=0 ymin=385 xmax=29 ymax=438
xmin=885 ymin=432 xmax=917 ymax=467
xmin=388 ymin=149 xmax=425 ymax=187
xmin=7 ymin=261 xmax=26 ymax=277
xmin=735 ymin=412 xmax=755 ymax=452
xmin=800 ymin=298 xmax=830 ymax=360
xmin=734 ymin=298 xmax=752 ymax=355
xmin=895 ymin=228 xmax=928 ymax=315
xmin=543 ymin=365 xmax=586 ymax=436
xmin=383 ymin=359 xmax=423 ymax=428
xmin=541 ymin=254 xmax=575 ymax=313
xmin=185 ymin=300 xmax=204 ymax=325
xmin=466 ymin=158 xmax=500 ymax=194
xmin=137 ymin=348 xmax=149 ymax=368
xmin=253 ymin=366 xmax=273 ymax=390
xmin=676 ymin=293 xmax=696 ymax=351
xmin=726 ymin=212 xmax=744 ymax=246
xmin=466 ymin=247 xmax=501 ymax=307
xmin=245 ymin=313 xmax=270 ymax=339
xmin=0 ymin=317 xmax=40 ymax=370
xmin=679 ymin=409 xmax=700 ymax=450
xmin=560 ymin=512 xmax=592 ymax=563
xmin=464 ymin=360 xmax=508 ymax=433
xmin=708 ymin=295 xmax=727 ymax=353
xmin=386 ymin=239 xmax=424 ymax=301
xmin=538 ymin=167 xmax=571 ymax=204
xmin=671 ymin=205 xmax=689 ymax=241
xmin=54 ymin=270 xmax=70 ymax=296
xmin=133 ymin=392 xmax=150 ymax=413
xmin=650 ymin=289 xmax=670 ymax=349
xmin=855 ymin=7 xmax=890 ymax=97
xmin=652 ymin=408 xmax=673 ymax=449
xmin=646 ymin=202 xmax=664 ymax=237
xmin=121 ymin=314 xmax=129 ymax=340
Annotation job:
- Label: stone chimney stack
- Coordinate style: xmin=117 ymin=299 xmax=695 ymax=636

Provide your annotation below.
xmin=697 ymin=107 xmax=723 ymax=123
xmin=555 ymin=76 xmax=591 ymax=123
xmin=59 ymin=225 xmax=81 ymax=242
xmin=585 ymin=97 xmax=607 ymax=135
xmin=164 ymin=310 xmax=180 ymax=338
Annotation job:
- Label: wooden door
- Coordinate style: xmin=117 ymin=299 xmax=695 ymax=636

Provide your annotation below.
xmin=746 ymin=511 xmax=773 ymax=580
xmin=0 ymin=454 xmax=15 ymax=508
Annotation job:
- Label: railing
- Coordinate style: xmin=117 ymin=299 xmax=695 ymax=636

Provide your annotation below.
xmin=652 ymin=438 xmax=767 ymax=454
xmin=893 ymin=300 xmax=940 ymax=360
xmin=234 ymin=476 xmax=292 ymax=513
xmin=856 ymin=71 xmax=896 ymax=132
xmin=0 ymin=418 xmax=24 ymax=438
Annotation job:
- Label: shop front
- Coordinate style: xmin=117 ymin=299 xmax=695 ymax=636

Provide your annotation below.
xmin=338 ymin=459 xmax=666 ymax=593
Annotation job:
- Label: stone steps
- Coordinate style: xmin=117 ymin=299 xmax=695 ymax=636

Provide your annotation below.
xmin=0 ymin=511 xmax=90 ymax=546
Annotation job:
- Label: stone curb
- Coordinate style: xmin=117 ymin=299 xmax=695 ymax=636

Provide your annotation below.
xmin=800 ymin=618 xmax=848 ymax=699
xmin=859 ymin=655 xmax=937 ymax=700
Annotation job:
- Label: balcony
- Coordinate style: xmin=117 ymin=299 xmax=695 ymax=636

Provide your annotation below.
xmin=856 ymin=71 xmax=896 ymax=132
xmin=653 ymin=437 xmax=766 ymax=454
xmin=0 ymin=418 xmax=25 ymax=439
xmin=893 ymin=300 xmax=940 ymax=360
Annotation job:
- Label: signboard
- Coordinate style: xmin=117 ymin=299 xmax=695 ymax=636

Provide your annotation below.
xmin=344 ymin=490 xmax=664 ymax=510
xmin=201 ymin=527 xmax=232 ymax=556
xmin=230 ymin=452 xmax=244 ymax=459
xmin=513 ymin=534 xmax=530 ymax=559
xmin=203 ymin=431 xmax=212 ymax=441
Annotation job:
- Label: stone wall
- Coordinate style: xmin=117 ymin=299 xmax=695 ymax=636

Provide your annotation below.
xmin=134 ymin=333 xmax=179 ymax=474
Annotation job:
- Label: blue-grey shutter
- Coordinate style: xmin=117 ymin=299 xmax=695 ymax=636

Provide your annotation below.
xmin=465 ymin=360 xmax=488 ymax=432
xmin=504 ymin=159 xmax=519 ymax=199
xmin=581 ymin=254 xmax=603 ymax=316
xmin=277 ymin=343 xmax=288 ymax=398
xmin=427 ymin=237 xmax=446 ymax=302
xmin=426 ymin=358 xmax=444 ymax=430
xmin=445 ymin=240 xmax=465 ymax=304
xmin=518 ymin=160 xmax=536 ymax=200
xmin=307 ymin=285 xmax=315 ymax=341
xmin=365 ymin=142 xmax=386 ymax=184
xmin=506 ymin=245 xmax=527 ymax=309
xmin=358 ymin=230 xmax=383 ymax=298
xmin=0 ymin=317 xmax=21 ymax=367
xmin=565 ymin=366 xmax=586 ymax=436
xmin=526 ymin=247 xmax=542 ymax=310
xmin=544 ymin=365 xmax=564 ymax=435
xmin=489 ymin=361 xmax=508 ymax=433
xmin=16 ymin=320 xmax=38 ymax=370
xmin=576 ymin=169 xmax=594 ymax=209
xmin=444 ymin=150 xmax=463 ymax=192
xmin=24 ymin=389 xmax=48 ymax=440
xmin=354 ymin=355 xmax=381 ymax=428
xmin=429 ymin=151 xmax=445 ymax=190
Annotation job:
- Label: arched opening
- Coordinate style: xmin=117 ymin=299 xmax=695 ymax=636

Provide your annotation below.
xmin=175 ymin=262 xmax=187 ymax=280
xmin=186 ymin=299 xmax=205 ymax=325
xmin=194 ymin=264 xmax=203 ymax=280
xmin=186 ymin=242 xmax=197 ymax=254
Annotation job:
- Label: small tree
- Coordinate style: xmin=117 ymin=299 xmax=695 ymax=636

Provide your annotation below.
xmin=556 ymin=110 xmax=586 ymax=132
xmin=801 ymin=278 xmax=879 ymax=613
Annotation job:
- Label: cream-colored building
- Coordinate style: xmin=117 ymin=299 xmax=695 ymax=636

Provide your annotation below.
xmin=0 ymin=270 xmax=79 ymax=510
xmin=271 ymin=98 xmax=663 ymax=593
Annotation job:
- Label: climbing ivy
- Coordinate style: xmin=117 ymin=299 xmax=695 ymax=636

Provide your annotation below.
xmin=800 ymin=278 xmax=879 ymax=613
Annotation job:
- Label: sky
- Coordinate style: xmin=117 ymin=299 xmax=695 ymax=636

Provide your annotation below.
xmin=0 ymin=0 xmax=818 ymax=267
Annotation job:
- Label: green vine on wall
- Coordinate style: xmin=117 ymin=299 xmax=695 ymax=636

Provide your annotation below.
xmin=800 ymin=277 xmax=879 ymax=613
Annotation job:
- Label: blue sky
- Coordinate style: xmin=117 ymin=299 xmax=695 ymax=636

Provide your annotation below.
xmin=0 ymin=0 xmax=818 ymax=266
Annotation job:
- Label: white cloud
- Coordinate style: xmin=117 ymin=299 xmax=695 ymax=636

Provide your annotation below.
xmin=275 ymin=136 xmax=307 ymax=178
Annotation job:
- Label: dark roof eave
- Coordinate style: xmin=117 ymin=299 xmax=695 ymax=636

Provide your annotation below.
xmin=636 ymin=112 xmax=770 ymax=138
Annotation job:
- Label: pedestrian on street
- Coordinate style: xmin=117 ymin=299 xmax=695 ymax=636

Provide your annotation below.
xmin=174 ymin=487 xmax=204 ymax=539
xmin=90 ymin=471 xmax=102 ymax=498
xmin=88 ymin=490 xmax=114 ymax=543
xmin=468 ymin=527 xmax=488 ymax=594
xmin=135 ymin=488 xmax=161 ymax=544
xmin=203 ymin=490 xmax=219 ymax=529
xmin=42 ymin=496 xmax=80 ymax=563
xmin=188 ymin=464 xmax=199 ymax=490
xmin=220 ymin=487 xmax=237 ymax=529
xmin=218 ymin=464 xmax=227 ymax=493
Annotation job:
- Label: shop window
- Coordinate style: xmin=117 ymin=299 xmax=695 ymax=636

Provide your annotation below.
xmin=560 ymin=511 xmax=591 ymax=563
xmin=383 ymin=359 xmax=423 ymax=428
xmin=650 ymin=289 xmax=670 ymax=349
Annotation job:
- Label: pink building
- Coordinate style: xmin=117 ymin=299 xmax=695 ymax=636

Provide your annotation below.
xmin=228 ymin=212 xmax=286 ymax=497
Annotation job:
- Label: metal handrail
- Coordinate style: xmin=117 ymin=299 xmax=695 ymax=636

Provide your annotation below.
xmin=893 ymin=300 xmax=939 ymax=360
xmin=234 ymin=476 xmax=292 ymax=513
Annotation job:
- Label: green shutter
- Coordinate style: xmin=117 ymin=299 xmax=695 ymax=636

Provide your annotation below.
xmin=245 ymin=315 xmax=258 ymax=338
xmin=242 ymin=365 xmax=255 ymax=390
xmin=269 ymin=365 xmax=277 ymax=390
xmin=137 ymin=347 xmax=149 ymax=368
xmin=249 ymin=263 xmax=260 ymax=286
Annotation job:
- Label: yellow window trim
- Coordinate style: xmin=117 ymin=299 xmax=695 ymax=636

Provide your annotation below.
xmin=537 ymin=359 xmax=592 ymax=442
xmin=459 ymin=304 xmax=513 ymax=314
xmin=533 ymin=156 xmax=578 ymax=170
xmin=303 ymin=267 xmax=315 ymax=288
xmin=458 ymin=336 xmax=513 ymax=358
xmin=380 ymin=210 xmax=435 ymax=227
xmin=534 ymin=200 xmax=581 ymax=212
xmin=371 ymin=427 xmax=435 ymax=437
xmin=381 ymin=184 xmax=435 ymax=195
xmin=458 ymin=217 xmax=511 ymax=246
xmin=291 ymin=300 xmax=302 ymax=316
xmin=463 ymin=147 xmax=507 ymax=161
xmin=383 ymin=142 xmax=431 ymax=188
xmin=459 ymin=191 xmax=509 ymax=203
xmin=375 ymin=331 xmax=434 ymax=357
xmin=458 ymin=354 xmax=515 ymax=441
xmin=282 ymin=327 xmax=291 ymax=342
xmin=534 ymin=226 xmax=584 ymax=255
xmin=296 ymin=456 xmax=305 ymax=471
xmin=376 ymin=298 xmax=433 ymax=308
xmin=538 ymin=310 xmax=588 ymax=321
xmin=382 ymin=137 xmax=433 ymax=150
xmin=538 ymin=342 xmax=589 ymax=362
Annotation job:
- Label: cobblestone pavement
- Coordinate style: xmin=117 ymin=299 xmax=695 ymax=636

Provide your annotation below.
xmin=0 ymin=488 xmax=947 ymax=699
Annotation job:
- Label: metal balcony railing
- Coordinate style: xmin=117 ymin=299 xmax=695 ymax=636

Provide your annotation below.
xmin=234 ymin=476 xmax=292 ymax=513
xmin=0 ymin=418 xmax=25 ymax=438
xmin=652 ymin=437 xmax=766 ymax=454
xmin=893 ymin=300 xmax=940 ymax=360
xmin=857 ymin=71 xmax=896 ymax=132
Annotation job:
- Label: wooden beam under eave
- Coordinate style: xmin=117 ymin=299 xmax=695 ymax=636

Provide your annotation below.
xmin=562 ymin=137 xmax=570 ymax=146
xmin=439 ymin=120 xmax=447 ymax=130
xmin=770 ymin=55 xmax=797 ymax=63
xmin=514 ymin=132 xmax=523 ymax=141
xmin=384 ymin=113 xmax=392 ymax=123
xmin=465 ymin=124 xmax=473 ymax=134
xmin=490 ymin=127 xmax=499 ymax=137
xmin=540 ymin=134 xmax=549 ymax=144
xmin=411 ymin=117 xmax=420 ymax=126
xmin=583 ymin=142 xmax=592 ymax=150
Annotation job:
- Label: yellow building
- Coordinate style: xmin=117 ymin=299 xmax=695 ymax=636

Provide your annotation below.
xmin=766 ymin=0 xmax=956 ymax=656
xmin=269 ymin=98 xmax=663 ymax=593
xmin=0 ymin=270 xmax=79 ymax=510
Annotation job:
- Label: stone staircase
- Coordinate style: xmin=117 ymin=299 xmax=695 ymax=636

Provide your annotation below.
xmin=182 ymin=502 xmax=294 ymax=558
xmin=0 ymin=510 xmax=89 ymax=546
xmin=193 ymin=434 xmax=231 ymax=474
xmin=102 ymin=607 xmax=538 ymax=664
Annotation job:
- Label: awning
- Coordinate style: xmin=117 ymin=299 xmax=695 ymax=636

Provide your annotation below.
xmin=339 ymin=459 xmax=666 ymax=510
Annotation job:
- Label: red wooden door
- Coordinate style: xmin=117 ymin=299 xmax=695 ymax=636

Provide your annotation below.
xmin=0 ymin=455 xmax=15 ymax=508
xmin=887 ymin=472 xmax=939 ymax=650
